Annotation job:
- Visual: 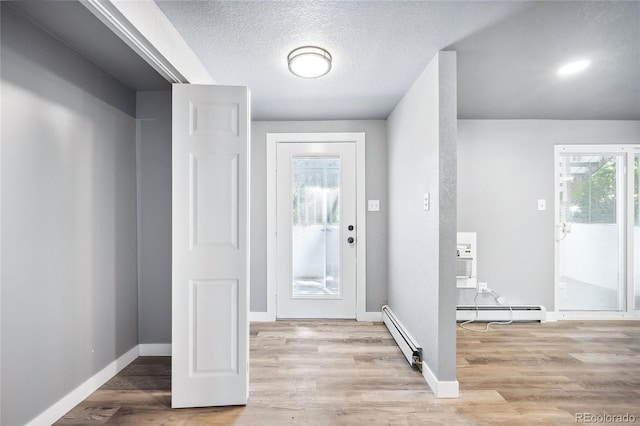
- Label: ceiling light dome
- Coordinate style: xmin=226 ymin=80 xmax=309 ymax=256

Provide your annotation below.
xmin=557 ymin=59 xmax=591 ymax=76
xmin=288 ymin=46 xmax=332 ymax=79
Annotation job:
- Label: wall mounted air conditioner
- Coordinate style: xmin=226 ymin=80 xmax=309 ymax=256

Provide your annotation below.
xmin=457 ymin=232 xmax=476 ymax=289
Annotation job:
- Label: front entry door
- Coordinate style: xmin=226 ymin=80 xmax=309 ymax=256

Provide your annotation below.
xmin=276 ymin=142 xmax=357 ymax=318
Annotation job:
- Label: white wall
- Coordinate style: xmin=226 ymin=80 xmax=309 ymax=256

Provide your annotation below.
xmin=1 ymin=4 xmax=139 ymax=425
xmin=387 ymin=51 xmax=458 ymax=387
xmin=457 ymin=120 xmax=640 ymax=310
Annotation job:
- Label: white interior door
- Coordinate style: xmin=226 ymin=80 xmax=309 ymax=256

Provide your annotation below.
xmin=276 ymin=142 xmax=357 ymax=318
xmin=172 ymin=84 xmax=250 ymax=407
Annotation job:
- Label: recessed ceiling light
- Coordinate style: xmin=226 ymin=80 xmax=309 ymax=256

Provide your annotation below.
xmin=557 ymin=59 xmax=591 ymax=76
xmin=288 ymin=46 xmax=332 ymax=79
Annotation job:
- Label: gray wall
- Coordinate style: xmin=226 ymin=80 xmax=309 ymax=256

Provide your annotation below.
xmin=133 ymin=118 xmax=388 ymax=341
xmin=251 ymin=121 xmax=388 ymax=312
xmin=457 ymin=119 xmax=640 ymax=310
xmin=387 ymin=51 xmax=458 ymax=382
xmin=1 ymin=4 xmax=138 ymax=425
xmin=137 ymin=91 xmax=172 ymax=344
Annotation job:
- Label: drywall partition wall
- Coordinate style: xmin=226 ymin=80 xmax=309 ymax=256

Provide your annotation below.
xmin=386 ymin=51 xmax=458 ymax=395
xmin=137 ymin=91 xmax=172 ymax=345
xmin=457 ymin=120 xmax=640 ymax=310
xmin=251 ymin=121 xmax=388 ymax=312
xmin=1 ymin=4 xmax=138 ymax=425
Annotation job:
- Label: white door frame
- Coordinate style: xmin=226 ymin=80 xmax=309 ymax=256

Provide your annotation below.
xmin=266 ymin=132 xmax=366 ymax=321
xmin=553 ymin=144 xmax=640 ymax=320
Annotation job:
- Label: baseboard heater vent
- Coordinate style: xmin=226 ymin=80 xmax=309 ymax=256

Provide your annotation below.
xmin=382 ymin=305 xmax=422 ymax=370
xmin=456 ymin=305 xmax=546 ymax=322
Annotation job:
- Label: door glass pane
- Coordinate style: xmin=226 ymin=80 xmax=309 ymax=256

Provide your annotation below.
xmin=635 ymin=154 xmax=639 ymax=310
xmin=558 ymin=154 xmax=624 ymax=311
xmin=291 ymin=157 xmax=341 ymax=298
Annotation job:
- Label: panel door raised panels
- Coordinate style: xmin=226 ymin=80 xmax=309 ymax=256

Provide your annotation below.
xmin=189 ymin=102 xmax=239 ymax=136
xmin=189 ymin=153 xmax=239 ymax=248
xmin=190 ymin=279 xmax=238 ymax=375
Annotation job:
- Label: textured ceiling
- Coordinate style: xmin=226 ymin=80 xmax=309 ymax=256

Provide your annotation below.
xmin=10 ymin=1 xmax=638 ymax=120
xmin=155 ymin=0 xmax=640 ymax=121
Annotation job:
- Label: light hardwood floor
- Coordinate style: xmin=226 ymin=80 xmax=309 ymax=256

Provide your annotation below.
xmin=56 ymin=320 xmax=640 ymax=425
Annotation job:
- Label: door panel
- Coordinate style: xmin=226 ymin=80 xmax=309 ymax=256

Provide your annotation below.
xmin=172 ymin=84 xmax=250 ymax=407
xmin=276 ymin=143 xmax=356 ymax=318
xmin=556 ymin=152 xmax=625 ymax=311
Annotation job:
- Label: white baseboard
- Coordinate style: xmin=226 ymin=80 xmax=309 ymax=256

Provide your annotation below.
xmin=548 ymin=311 xmax=640 ymax=321
xmin=249 ymin=311 xmax=382 ymax=322
xmin=358 ymin=311 xmax=383 ymax=322
xmin=139 ymin=343 xmax=171 ymax=356
xmin=250 ymin=311 xmax=276 ymax=322
xmin=422 ymin=363 xmax=459 ymax=398
xmin=26 ymin=345 xmax=139 ymax=426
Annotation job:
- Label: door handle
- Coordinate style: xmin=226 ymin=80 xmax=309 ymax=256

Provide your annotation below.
xmin=347 ymin=237 xmax=355 ymax=244
xmin=555 ymin=222 xmax=572 ymax=242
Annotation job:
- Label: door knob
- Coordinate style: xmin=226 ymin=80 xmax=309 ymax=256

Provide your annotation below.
xmin=348 ymin=225 xmax=354 ymax=231
xmin=347 ymin=237 xmax=355 ymax=244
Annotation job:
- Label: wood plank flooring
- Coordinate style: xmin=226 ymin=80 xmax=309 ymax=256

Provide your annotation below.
xmin=56 ymin=320 xmax=640 ymax=425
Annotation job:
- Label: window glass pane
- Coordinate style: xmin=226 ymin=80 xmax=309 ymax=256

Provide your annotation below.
xmin=291 ymin=157 xmax=341 ymax=298
xmin=565 ymin=155 xmax=617 ymax=224
xmin=558 ymin=154 xmax=623 ymax=311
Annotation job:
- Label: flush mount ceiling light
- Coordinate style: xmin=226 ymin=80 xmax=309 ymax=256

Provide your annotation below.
xmin=288 ymin=46 xmax=332 ymax=79
xmin=557 ymin=59 xmax=591 ymax=76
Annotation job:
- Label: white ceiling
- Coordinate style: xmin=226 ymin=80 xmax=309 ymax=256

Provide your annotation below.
xmin=9 ymin=1 xmax=639 ymax=121
xmin=154 ymin=0 xmax=640 ymax=121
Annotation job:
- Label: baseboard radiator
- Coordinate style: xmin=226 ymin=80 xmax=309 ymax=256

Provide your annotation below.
xmin=382 ymin=305 xmax=422 ymax=370
xmin=456 ymin=305 xmax=546 ymax=322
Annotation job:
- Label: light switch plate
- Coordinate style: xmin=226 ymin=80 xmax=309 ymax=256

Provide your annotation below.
xmin=538 ymin=199 xmax=546 ymax=211
xmin=368 ymin=200 xmax=380 ymax=212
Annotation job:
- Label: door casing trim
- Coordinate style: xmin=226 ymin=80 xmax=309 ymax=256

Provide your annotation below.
xmin=266 ymin=132 xmax=366 ymax=320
